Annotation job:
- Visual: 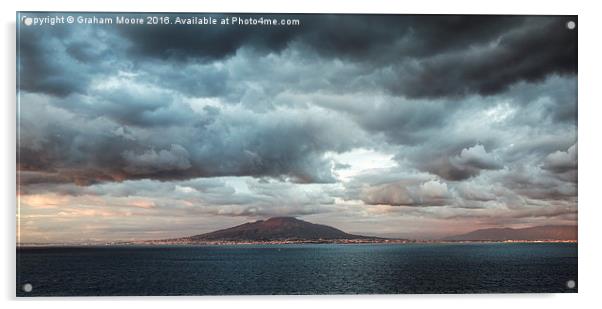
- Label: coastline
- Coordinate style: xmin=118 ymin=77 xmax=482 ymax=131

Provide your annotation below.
xmin=16 ymin=239 xmax=578 ymax=247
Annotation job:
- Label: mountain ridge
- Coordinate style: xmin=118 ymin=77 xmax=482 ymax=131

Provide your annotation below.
xmin=443 ymin=225 xmax=577 ymax=241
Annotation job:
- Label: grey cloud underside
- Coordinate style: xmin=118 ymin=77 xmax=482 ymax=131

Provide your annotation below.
xmin=19 ymin=92 xmax=362 ymax=184
xmin=119 ymin=15 xmax=576 ymax=98
xmin=19 ymin=15 xmax=577 ymax=99
xmin=18 ymin=14 xmax=577 ymax=220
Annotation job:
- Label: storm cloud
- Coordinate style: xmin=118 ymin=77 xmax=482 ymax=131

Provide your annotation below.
xmin=17 ymin=13 xmax=577 ymax=242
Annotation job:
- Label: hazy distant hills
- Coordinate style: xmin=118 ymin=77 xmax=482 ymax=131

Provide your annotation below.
xmin=173 ymin=217 xmax=379 ymax=243
xmin=443 ymin=225 xmax=577 ymax=241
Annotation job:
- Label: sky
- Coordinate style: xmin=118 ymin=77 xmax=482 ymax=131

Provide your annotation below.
xmin=17 ymin=13 xmax=577 ymax=243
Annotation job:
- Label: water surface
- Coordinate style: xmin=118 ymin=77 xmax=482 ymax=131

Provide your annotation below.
xmin=16 ymin=243 xmax=577 ymax=296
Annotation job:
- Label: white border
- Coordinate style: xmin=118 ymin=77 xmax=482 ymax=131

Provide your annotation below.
xmin=2 ymin=0 xmax=601 ymax=308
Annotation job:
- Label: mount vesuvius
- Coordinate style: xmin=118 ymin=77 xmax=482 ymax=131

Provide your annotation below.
xmin=147 ymin=217 xmax=388 ymax=244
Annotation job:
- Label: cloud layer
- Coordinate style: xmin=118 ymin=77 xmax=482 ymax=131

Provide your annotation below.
xmin=17 ymin=13 xmax=577 ymax=242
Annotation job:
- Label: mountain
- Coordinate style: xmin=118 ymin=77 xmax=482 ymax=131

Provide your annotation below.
xmin=163 ymin=217 xmax=381 ymax=243
xmin=443 ymin=225 xmax=577 ymax=241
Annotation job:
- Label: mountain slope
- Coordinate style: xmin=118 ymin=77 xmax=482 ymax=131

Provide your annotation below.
xmin=176 ymin=217 xmax=377 ymax=242
xmin=443 ymin=225 xmax=577 ymax=241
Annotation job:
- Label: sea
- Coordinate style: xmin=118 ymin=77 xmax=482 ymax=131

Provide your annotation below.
xmin=16 ymin=242 xmax=577 ymax=296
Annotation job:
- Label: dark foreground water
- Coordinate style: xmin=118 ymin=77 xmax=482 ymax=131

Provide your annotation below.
xmin=16 ymin=243 xmax=577 ymax=296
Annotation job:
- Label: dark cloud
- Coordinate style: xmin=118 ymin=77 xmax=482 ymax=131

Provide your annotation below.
xmin=360 ymin=179 xmax=451 ymax=207
xmin=124 ymin=15 xmax=575 ymax=99
xmin=53 ymin=84 xmax=198 ymax=128
xmin=117 ymin=13 xmax=304 ymax=61
xmin=542 ymin=144 xmax=577 ymax=174
xmin=541 ymin=144 xmax=578 ymax=183
xmin=497 ymin=164 xmax=577 ymax=202
xmin=385 ymin=17 xmax=577 ymax=98
xmin=140 ymin=62 xmax=231 ymax=98
xmin=418 ymin=144 xmax=503 ymax=181
xmin=19 ymin=14 xmax=576 ymax=100
xmin=18 ymin=31 xmax=88 ymax=96
xmin=18 ymin=93 xmax=363 ymax=185
xmin=318 ymin=95 xmax=455 ymax=146
xmin=18 ymin=21 xmax=122 ymax=97
xmin=119 ymin=15 xmax=520 ymax=63
xmin=123 ymin=144 xmax=192 ymax=175
xmin=454 ymin=183 xmax=497 ymax=202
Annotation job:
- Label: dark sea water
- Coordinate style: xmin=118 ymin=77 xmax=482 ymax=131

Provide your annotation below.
xmin=16 ymin=243 xmax=577 ymax=296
